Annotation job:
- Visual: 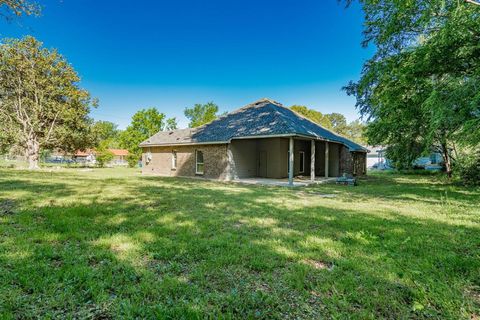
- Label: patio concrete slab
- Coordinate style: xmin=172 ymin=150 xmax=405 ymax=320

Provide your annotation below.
xmin=233 ymin=177 xmax=337 ymax=187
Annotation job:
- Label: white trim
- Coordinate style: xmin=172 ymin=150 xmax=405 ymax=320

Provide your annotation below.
xmin=195 ymin=149 xmax=204 ymax=175
xmin=299 ymin=151 xmax=305 ymax=173
xmin=171 ymin=150 xmax=177 ymax=169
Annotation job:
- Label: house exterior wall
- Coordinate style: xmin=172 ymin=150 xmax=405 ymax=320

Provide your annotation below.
xmin=230 ymin=138 xmax=288 ymax=179
xmin=230 ymin=139 xmax=257 ymax=178
xmin=339 ymin=146 xmax=367 ymax=176
xmin=141 ymin=139 xmax=366 ymax=180
xmin=142 ymin=144 xmax=229 ymax=179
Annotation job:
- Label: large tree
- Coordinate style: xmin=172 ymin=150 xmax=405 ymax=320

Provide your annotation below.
xmin=90 ymin=120 xmax=121 ymax=148
xmin=184 ymin=102 xmax=220 ymax=128
xmin=344 ymin=0 xmax=480 ymax=176
xmin=0 ymin=0 xmax=40 ymax=19
xmin=290 ymin=105 xmax=333 ymax=129
xmin=0 ymin=36 xmax=96 ymax=169
xmin=119 ymin=108 xmax=177 ymax=166
xmin=290 ymin=105 xmax=366 ymax=144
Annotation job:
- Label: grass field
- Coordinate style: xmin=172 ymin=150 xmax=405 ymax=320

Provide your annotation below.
xmin=0 ymin=168 xmax=479 ymax=319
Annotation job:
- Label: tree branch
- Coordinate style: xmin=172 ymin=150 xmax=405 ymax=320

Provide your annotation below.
xmin=466 ymin=0 xmax=480 ymax=6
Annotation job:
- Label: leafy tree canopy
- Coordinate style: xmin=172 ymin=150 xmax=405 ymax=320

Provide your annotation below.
xmin=290 ymin=105 xmax=333 ymax=129
xmin=184 ymin=102 xmax=220 ymax=128
xmin=90 ymin=120 xmax=121 ymax=149
xmin=343 ymin=0 xmax=480 ymax=176
xmin=119 ymin=108 xmax=177 ymax=165
xmin=0 ymin=36 xmax=96 ymax=169
xmin=290 ymin=105 xmax=366 ymax=144
xmin=0 ymin=0 xmax=40 ymax=19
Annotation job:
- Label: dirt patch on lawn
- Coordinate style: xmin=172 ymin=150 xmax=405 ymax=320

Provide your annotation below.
xmin=0 ymin=199 xmax=16 ymax=215
xmin=302 ymin=259 xmax=334 ymax=271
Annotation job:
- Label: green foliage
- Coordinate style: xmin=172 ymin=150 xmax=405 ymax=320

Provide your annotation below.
xmin=325 ymin=113 xmax=347 ymax=133
xmin=290 ymin=106 xmax=366 ymax=144
xmin=344 ymin=0 xmax=480 ymax=175
xmin=184 ymin=102 xmax=220 ymax=128
xmin=119 ymin=108 xmax=176 ymax=163
xmin=0 ymin=0 xmax=40 ymax=19
xmin=455 ymin=149 xmax=480 ymax=186
xmin=0 ymin=36 xmax=95 ymax=169
xmin=91 ymin=120 xmax=121 ymax=148
xmin=290 ymin=105 xmax=333 ymax=129
xmin=95 ymin=149 xmax=114 ymax=168
xmin=126 ymin=153 xmax=140 ymax=168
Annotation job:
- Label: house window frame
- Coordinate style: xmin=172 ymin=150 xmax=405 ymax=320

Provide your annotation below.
xmin=299 ymin=151 xmax=305 ymax=173
xmin=195 ymin=150 xmax=204 ymax=175
xmin=172 ymin=150 xmax=177 ymax=170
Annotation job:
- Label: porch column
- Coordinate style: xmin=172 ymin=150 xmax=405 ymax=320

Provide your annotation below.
xmin=325 ymin=141 xmax=329 ymax=178
xmin=310 ymin=140 xmax=315 ymax=182
xmin=226 ymin=143 xmax=235 ymax=181
xmin=288 ymin=137 xmax=294 ymax=186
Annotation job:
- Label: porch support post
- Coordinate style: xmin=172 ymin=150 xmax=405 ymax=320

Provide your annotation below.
xmin=310 ymin=140 xmax=315 ymax=182
xmin=325 ymin=141 xmax=329 ymax=178
xmin=288 ymin=137 xmax=294 ymax=186
xmin=226 ymin=143 xmax=235 ymax=181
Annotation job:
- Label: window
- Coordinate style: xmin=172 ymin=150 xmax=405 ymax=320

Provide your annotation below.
xmin=172 ymin=151 xmax=177 ymax=169
xmin=195 ymin=150 xmax=204 ymax=174
xmin=299 ymin=151 xmax=305 ymax=173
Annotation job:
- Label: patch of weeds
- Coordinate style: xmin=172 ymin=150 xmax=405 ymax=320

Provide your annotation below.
xmin=0 ymin=199 xmax=15 ymax=215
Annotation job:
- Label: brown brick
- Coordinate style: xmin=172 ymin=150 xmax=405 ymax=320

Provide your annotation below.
xmin=141 ymin=144 xmax=229 ymax=180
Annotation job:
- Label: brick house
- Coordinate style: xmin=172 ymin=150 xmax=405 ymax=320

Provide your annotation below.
xmin=140 ymin=99 xmax=367 ymax=185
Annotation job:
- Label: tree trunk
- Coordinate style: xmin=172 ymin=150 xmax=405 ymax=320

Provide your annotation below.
xmin=441 ymin=142 xmax=452 ymax=178
xmin=26 ymin=138 xmax=40 ymax=170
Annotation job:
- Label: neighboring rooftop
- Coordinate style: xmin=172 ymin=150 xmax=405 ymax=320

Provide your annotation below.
xmin=140 ymin=98 xmax=368 ymax=152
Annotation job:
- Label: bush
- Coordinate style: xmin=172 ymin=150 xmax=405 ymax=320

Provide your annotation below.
xmin=455 ymin=149 xmax=480 ymax=186
xmin=96 ymin=149 xmax=114 ymax=168
xmin=126 ymin=153 xmax=140 ymax=168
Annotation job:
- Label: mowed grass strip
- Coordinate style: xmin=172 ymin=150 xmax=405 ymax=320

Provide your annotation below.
xmin=0 ymin=168 xmax=479 ymax=319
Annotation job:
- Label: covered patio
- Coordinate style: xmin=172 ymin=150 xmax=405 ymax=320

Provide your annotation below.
xmin=228 ymin=136 xmax=343 ymax=186
xmin=233 ymin=176 xmax=337 ymax=187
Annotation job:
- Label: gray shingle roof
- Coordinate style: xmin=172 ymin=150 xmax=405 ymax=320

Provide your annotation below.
xmin=140 ymin=99 xmax=368 ymax=152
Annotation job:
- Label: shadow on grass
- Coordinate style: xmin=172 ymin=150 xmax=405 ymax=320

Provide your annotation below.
xmin=0 ymin=171 xmax=479 ymax=318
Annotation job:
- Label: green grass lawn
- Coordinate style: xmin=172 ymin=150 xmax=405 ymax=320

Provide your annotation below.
xmin=0 ymin=168 xmax=479 ymax=319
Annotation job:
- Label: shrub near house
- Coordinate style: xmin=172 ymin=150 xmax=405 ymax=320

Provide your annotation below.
xmin=74 ymin=149 xmax=129 ymax=166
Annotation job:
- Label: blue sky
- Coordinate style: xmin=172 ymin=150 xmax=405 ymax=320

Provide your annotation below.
xmin=1 ymin=0 xmax=372 ymax=129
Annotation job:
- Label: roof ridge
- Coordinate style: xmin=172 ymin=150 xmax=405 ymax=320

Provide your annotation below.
xmin=189 ymin=98 xmax=284 ymax=130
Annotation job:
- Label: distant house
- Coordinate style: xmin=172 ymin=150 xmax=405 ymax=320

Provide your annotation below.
xmin=74 ymin=149 xmax=96 ymax=164
xmin=366 ymin=145 xmax=444 ymax=171
xmin=109 ymin=149 xmax=129 ymax=165
xmin=139 ymin=99 xmax=368 ymax=185
xmin=74 ymin=149 xmax=129 ymax=166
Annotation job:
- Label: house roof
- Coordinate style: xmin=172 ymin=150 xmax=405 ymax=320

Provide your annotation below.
xmin=74 ymin=149 xmax=128 ymax=156
xmin=109 ymin=149 xmax=129 ymax=156
xmin=140 ymin=98 xmax=368 ymax=152
xmin=75 ymin=149 xmax=94 ymax=157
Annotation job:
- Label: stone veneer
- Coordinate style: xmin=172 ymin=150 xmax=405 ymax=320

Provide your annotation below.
xmin=339 ymin=145 xmax=367 ymax=176
xmin=142 ymin=144 xmax=230 ymax=180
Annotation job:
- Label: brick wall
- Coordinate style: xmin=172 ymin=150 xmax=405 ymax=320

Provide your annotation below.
xmin=339 ymin=146 xmax=367 ymax=176
xmin=141 ymin=144 xmax=230 ymax=180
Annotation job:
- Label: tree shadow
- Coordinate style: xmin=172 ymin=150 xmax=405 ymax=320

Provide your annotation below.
xmin=0 ymin=171 xmax=479 ymax=318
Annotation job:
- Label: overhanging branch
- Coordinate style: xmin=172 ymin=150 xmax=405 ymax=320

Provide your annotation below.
xmin=466 ymin=0 xmax=480 ymax=6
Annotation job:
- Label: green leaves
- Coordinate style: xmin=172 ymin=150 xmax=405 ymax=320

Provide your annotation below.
xmin=290 ymin=106 xmax=367 ymax=144
xmin=119 ymin=108 xmax=177 ymax=165
xmin=345 ymin=0 xmax=480 ymax=173
xmin=184 ymin=102 xmax=220 ymax=128
xmin=0 ymin=36 xmax=95 ymax=168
